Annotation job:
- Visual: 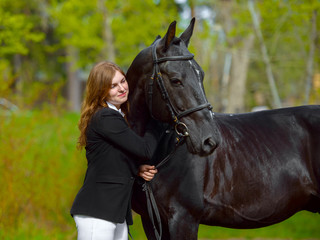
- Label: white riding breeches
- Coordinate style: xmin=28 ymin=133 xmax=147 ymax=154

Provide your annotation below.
xmin=74 ymin=215 xmax=128 ymax=240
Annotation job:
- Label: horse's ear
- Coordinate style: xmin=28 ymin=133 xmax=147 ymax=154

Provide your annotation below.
xmin=179 ymin=17 xmax=195 ymax=47
xmin=159 ymin=21 xmax=176 ymax=51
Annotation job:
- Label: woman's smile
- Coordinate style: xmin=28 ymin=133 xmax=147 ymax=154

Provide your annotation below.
xmin=118 ymin=92 xmax=127 ymax=97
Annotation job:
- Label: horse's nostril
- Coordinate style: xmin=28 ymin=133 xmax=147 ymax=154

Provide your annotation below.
xmin=202 ymin=137 xmax=217 ymax=154
xmin=199 ymin=137 xmax=217 ymax=156
xmin=204 ymin=137 xmax=215 ymax=147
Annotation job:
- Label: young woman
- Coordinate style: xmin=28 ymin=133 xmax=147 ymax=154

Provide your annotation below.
xmin=70 ymin=61 xmax=163 ymax=240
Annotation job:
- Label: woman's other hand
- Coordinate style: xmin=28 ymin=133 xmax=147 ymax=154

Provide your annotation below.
xmin=138 ymin=165 xmax=158 ymax=181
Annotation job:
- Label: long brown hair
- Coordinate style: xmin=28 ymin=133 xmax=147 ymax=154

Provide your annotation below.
xmin=77 ymin=61 xmax=128 ymax=149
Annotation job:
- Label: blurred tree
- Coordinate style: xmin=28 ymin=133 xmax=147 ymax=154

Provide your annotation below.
xmin=1 ymin=0 xmax=318 ymax=112
xmin=175 ymin=0 xmax=223 ymax=109
xmin=1 ymin=0 xmax=179 ymax=111
xmin=302 ymin=7 xmax=318 ymax=104
xmin=251 ymin=0 xmax=320 ymax=107
xmin=98 ymin=0 xmax=116 ymax=62
xmin=181 ymin=0 xmax=320 ymax=112
xmin=49 ymin=0 xmax=105 ymax=111
xmin=49 ymin=0 xmax=179 ymax=111
xmin=182 ymin=0 xmax=255 ymax=112
xmin=0 ymin=0 xmax=44 ymax=106
xmin=218 ymin=0 xmax=255 ymax=113
xmin=111 ymin=0 xmax=179 ymax=68
xmin=249 ymin=0 xmax=281 ymax=109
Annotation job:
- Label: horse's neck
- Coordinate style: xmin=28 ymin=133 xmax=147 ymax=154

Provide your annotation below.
xmin=128 ymin=112 xmax=148 ymax=136
xmin=128 ymin=88 xmax=150 ymax=136
xmin=126 ymin=48 xmax=153 ymax=136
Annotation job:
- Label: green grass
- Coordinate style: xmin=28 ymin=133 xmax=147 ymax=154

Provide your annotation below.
xmin=198 ymin=211 xmax=320 ymax=239
xmin=0 ymin=109 xmax=319 ymax=239
xmin=130 ymin=212 xmax=320 ymax=240
xmin=0 ymin=109 xmax=83 ymax=239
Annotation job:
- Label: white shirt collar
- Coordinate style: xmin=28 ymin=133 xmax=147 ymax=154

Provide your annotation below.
xmin=107 ymin=102 xmax=125 ymax=117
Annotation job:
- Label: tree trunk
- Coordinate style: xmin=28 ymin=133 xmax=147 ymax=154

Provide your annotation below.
xmin=304 ymin=9 xmax=317 ymax=104
xmin=98 ymin=0 xmax=115 ymax=62
xmin=12 ymin=54 xmax=23 ymax=106
xmin=226 ymin=34 xmax=254 ymax=113
xmin=248 ymin=0 xmax=281 ymax=108
xmin=66 ymin=45 xmax=81 ymax=112
xmin=220 ymin=52 xmax=232 ymax=112
xmin=12 ymin=54 xmax=22 ymax=92
xmin=217 ymin=0 xmax=255 ymax=113
xmin=189 ymin=0 xmax=196 ymax=18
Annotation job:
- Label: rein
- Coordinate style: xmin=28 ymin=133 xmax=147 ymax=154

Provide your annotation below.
xmin=142 ymin=136 xmax=184 ymax=240
xmin=147 ymin=39 xmax=212 ymax=137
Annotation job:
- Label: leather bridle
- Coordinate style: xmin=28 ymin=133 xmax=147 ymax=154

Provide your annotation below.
xmin=147 ymin=39 xmax=212 ymax=137
xmin=143 ymin=39 xmax=214 ymax=240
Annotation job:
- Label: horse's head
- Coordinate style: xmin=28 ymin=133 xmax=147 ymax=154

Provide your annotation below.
xmin=127 ymin=18 xmax=219 ymax=156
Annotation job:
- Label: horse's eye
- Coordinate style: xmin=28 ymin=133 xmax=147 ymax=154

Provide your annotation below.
xmin=171 ymin=78 xmax=183 ymax=86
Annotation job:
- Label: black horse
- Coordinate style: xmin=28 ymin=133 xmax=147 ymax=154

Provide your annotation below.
xmin=127 ymin=19 xmax=320 ymax=240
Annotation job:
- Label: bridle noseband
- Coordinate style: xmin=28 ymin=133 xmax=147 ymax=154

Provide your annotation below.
xmin=148 ymin=39 xmax=212 ymax=137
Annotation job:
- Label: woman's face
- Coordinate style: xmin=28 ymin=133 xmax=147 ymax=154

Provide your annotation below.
xmin=107 ymin=70 xmax=129 ymax=109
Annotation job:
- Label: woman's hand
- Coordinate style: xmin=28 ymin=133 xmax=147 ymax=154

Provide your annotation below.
xmin=138 ymin=165 xmax=158 ymax=181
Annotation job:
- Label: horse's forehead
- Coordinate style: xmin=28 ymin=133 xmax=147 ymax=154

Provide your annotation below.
xmin=170 ymin=41 xmax=190 ymax=55
xmin=164 ymin=58 xmax=202 ymax=77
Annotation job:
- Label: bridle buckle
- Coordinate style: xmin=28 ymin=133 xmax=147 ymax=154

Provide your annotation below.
xmin=175 ymin=122 xmax=189 ymax=137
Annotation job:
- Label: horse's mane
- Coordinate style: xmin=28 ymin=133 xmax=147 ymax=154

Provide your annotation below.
xmin=152 ymin=35 xmax=161 ymax=45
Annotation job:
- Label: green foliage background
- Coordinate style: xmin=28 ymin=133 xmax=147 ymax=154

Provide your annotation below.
xmin=0 ymin=109 xmax=84 ymax=239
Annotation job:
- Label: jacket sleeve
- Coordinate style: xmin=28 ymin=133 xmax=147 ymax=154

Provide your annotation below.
xmin=96 ymin=109 xmax=163 ymax=161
